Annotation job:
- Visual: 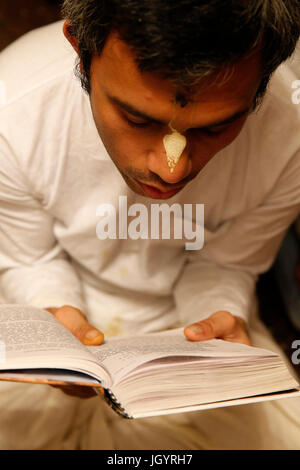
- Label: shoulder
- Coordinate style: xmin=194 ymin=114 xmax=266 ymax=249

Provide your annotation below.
xmin=0 ymin=22 xmax=98 ymax=200
xmin=233 ymin=62 xmax=300 ymax=172
xmin=209 ymin=63 xmax=300 ymax=214
xmin=0 ymin=20 xmax=75 ymax=105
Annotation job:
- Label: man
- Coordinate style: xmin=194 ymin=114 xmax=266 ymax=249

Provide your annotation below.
xmin=0 ymin=0 xmax=300 ymax=449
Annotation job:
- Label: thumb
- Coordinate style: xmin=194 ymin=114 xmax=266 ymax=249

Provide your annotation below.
xmin=47 ymin=305 xmax=104 ymax=346
xmin=184 ymin=311 xmax=238 ymax=342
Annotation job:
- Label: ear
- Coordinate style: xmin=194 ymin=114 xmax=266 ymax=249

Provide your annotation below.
xmin=63 ymin=20 xmax=85 ymax=74
xmin=63 ymin=19 xmax=79 ymax=54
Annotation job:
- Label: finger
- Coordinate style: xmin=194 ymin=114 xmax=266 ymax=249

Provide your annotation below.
xmin=184 ymin=311 xmax=250 ymax=344
xmin=50 ymin=384 xmax=97 ymax=399
xmin=51 ymin=305 xmax=104 ymax=346
xmin=223 ymin=315 xmax=251 ymax=345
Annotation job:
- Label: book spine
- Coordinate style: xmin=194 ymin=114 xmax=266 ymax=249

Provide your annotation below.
xmin=101 ymin=387 xmax=133 ymax=419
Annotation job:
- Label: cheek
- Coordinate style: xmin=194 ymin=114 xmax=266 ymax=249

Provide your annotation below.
xmin=189 ymin=122 xmax=246 ymax=171
xmin=91 ymin=101 xmax=147 ymax=168
xmin=91 ymin=95 xmax=153 ymax=169
xmin=197 ymin=121 xmax=246 ymax=161
xmin=189 ymin=137 xmax=221 ymax=171
xmin=221 ymin=120 xmax=247 ymax=147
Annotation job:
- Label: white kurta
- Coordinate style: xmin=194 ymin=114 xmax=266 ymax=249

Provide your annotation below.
xmin=0 ymin=22 xmax=300 ymax=449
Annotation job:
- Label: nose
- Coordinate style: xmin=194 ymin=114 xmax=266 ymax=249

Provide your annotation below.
xmin=147 ymin=138 xmax=192 ymax=185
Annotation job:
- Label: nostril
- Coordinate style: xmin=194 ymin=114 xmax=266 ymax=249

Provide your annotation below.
xmin=147 ymin=136 xmax=192 ymax=184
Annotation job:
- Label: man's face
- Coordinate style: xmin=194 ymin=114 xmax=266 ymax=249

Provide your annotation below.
xmin=88 ymin=32 xmax=262 ymax=199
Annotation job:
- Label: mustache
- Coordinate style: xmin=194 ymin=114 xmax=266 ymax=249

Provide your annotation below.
xmin=125 ymin=167 xmax=194 ymax=188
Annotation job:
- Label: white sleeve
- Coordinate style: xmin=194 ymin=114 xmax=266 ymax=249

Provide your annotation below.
xmin=174 ymin=150 xmax=300 ymax=325
xmin=0 ymin=135 xmax=86 ymax=311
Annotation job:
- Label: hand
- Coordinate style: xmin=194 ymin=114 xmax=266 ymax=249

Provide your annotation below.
xmin=184 ymin=311 xmax=251 ymax=346
xmin=45 ymin=305 xmax=104 ymax=398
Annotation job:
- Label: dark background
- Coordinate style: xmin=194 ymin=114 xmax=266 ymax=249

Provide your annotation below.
xmin=0 ymin=0 xmax=61 ymax=51
xmin=0 ymin=0 xmax=299 ymax=378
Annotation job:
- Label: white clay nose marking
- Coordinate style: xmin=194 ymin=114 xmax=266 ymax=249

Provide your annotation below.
xmin=163 ymin=130 xmax=187 ymax=173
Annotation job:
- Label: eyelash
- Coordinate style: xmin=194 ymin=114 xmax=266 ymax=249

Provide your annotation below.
xmin=123 ymin=115 xmax=151 ymax=128
xmin=202 ymin=127 xmax=228 ymax=136
xmin=190 ymin=126 xmax=229 ymax=137
xmin=124 ymin=114 xmax=230 ymax=135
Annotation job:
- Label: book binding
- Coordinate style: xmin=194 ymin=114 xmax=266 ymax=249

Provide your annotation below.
xmin=94 ymin=386 xmax=132 ymax=419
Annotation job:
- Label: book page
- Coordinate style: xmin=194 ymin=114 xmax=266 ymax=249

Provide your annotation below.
xmin=0 ymin=304 xmax=94 ymax=364
xmin=132 ymin=389 xmax=300 ymax=419
xmin=88 ymin=327 xmax=278 ymax=383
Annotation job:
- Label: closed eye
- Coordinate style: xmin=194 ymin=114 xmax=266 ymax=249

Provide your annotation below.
xmin=122 ymin=112 xmax=152 ymax=128
xmin=202 ymin=125 xmax=229 ymax=135
xmin=189 ymin=124 xmax=229 ymax=137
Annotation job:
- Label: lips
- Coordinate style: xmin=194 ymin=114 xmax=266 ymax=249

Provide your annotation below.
xmin=138 ymin=181 xmax=183 ymax=199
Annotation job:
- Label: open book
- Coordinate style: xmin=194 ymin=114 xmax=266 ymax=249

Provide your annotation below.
xmin=0 ymin=304 xmax=299 ymax=419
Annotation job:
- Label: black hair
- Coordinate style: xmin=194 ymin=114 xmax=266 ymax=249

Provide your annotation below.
xmin=62 ymin=0 xmax=300 ymax=104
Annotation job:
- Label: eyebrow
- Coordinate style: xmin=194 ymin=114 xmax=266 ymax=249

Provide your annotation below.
xmin=108 ymin=94 xmax=251 ymax=129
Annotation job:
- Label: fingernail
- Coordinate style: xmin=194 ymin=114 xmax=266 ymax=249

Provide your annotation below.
xmin=190 ymin=324 xmax=203 ymax=335
xmin=85 ymin=329 xmax=102 ymax=341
